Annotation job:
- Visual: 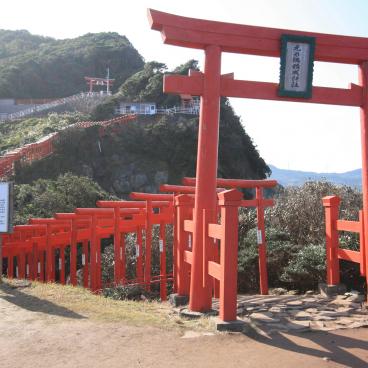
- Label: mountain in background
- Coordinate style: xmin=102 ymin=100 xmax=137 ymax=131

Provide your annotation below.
xmin=269 ymin=164 xmax=362 ymax=188
xmin=0 ymin=30 xmax=144 ymax=98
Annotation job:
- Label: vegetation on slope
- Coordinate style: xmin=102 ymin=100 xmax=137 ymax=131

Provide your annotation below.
xmin=14 ymin=173 xmax=115 ymax=224
xmin=0 ymin=112 xmax=89 ymax=153
xmin=238 ymin=181 xmax=364 ymax=292
xmin=0 ymin=31 xmax=144 ymax=98
xmin=92 ymin=60 xmax=198 ymax=120
xmin=15 ymin=108 xmax=270 ymax=195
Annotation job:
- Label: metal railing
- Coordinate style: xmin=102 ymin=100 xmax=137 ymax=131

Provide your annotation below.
xmin=0 ymin=92 xmax=112 ymax=122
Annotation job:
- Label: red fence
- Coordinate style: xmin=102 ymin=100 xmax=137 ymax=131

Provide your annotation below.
xmin=0 ymin=114 xmax=137 ymax=178
xmin=323 ymin=196 xmax=368 ymax=289
xmin=1 ymin=178 xmax=277 ymax=321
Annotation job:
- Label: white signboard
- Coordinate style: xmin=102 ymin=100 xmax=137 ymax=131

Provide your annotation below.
xmin=257 ymin=230 xmax=263 ymax=245
xmin=0 ymin=182 xmax=12 ymax=233
xmin=283 ymin=42 xmax=310 ymax=93
xmin=279 ymin=34 xmax=315 ymax=98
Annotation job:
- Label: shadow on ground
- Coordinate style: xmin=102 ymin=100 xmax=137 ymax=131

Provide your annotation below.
xmin=0 ymin=283 xmax=86 ymax=320
xmin=244 ymin=323 xmax=368 ymax=368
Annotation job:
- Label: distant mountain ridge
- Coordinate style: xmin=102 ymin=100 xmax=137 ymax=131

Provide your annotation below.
xmin=269 ymin=164 xmax=362 ymax=188
xmin=0 ymin=30 xmax=144 ymax=98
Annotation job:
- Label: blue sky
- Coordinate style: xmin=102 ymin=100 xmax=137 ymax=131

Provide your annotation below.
xmin=1 ymin=0 xmax=368 ymax=173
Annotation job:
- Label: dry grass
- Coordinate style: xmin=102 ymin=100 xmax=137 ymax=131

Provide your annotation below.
xmin=1 ymin=278 xmax=213 ymax=331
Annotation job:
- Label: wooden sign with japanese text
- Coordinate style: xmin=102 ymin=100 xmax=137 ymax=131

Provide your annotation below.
xmin=279 ymin=34 xmax=315 ymax=98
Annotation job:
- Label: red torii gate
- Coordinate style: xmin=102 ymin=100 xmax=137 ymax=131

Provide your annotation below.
xmin=85 ymin=77 xmax=115 ymax=93
xmin=148 ymin=9 xmax=368 ymax=313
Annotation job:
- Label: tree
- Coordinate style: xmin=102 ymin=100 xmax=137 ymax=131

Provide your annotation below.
xmin=14 ymin=173 xmax=115 ymax=224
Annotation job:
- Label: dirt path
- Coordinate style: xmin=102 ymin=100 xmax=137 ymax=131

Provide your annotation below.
xmin=1 ymin=282 xmax=368 ymax=368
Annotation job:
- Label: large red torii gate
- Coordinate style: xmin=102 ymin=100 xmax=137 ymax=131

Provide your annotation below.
xmin=148 ymin=9 xmax=368 ymax=313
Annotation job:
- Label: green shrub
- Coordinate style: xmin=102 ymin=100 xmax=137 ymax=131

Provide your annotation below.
xmin=269 ymin=181 xmax=362 ymax=245
xmin=237 ymin=227 xmax=298 ymax=292
xmin=102 ymin=284 xmax=146 ymax=301
xmin=13 ymin=172 xmax=115 ymax=224
xmin=281 ymin=244 xmax=326 ymax=290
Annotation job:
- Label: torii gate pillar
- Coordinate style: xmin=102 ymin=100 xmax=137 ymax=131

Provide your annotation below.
xmin=189 ymin=45 xmax=222 ymax=310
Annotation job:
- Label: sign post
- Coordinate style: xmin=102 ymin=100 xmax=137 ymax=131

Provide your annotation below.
xmin=0 ymin=182 xmax=13 ymax=283
xmin=278 ymin=34 xmax=315 ymax=98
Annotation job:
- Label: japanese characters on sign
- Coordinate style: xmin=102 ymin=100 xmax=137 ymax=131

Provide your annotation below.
xmin=279 ymin=34 xmax=315 ymax=98
xmin=0 ymin=182 xmax=13 ymax=233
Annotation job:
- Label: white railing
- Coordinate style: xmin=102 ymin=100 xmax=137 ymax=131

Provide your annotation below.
xmin=0 ymin=91 xmax=112 ymax=122
xmin=115 ymin=105 xmax=199 ymax=116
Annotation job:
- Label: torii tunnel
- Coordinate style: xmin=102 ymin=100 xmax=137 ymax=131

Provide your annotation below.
xmin=148 ymin=9 xmax=368 ymax=312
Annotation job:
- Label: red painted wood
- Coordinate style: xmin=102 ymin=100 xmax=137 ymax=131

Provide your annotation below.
xmin=175 ymin=195 xmax=193 ymax=296
xmin=338 ymin=248 xmax=361 ymax=263
xmin=336 ymin=219 xmax=361 ymax=233
xmin=322 ymin=196 xmax=341 ymax=285
xmin=149 ymin=9 xmax=368 ymax=64
xmin=183 ymin=177 xmax=277 ymax=188
xmin=130 ymin=192 xmax=173 ymax=201
xmin=159 ymin=222 xmax=167 ymax=300
xmin=256 ymin=187 xmax=268 ymax=295
xmin=359 ymin=62 xmax=368 ymax=290
xmin=189 ymin=45 xmax=222 ymax=312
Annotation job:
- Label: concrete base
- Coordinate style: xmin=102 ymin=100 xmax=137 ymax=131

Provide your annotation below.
xmin=318 ymin=282 xmax=347 ymax=297
xmin=169 ymin=293 xmax=189 ymax=307
xmin=214 ymin=318 xmax=247 ymax=332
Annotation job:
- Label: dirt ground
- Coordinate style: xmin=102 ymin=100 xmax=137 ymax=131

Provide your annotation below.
xmin=1 ymin=281 xmax=368 ymax=368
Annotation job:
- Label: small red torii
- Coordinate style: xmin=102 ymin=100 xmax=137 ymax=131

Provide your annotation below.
xmin=84 ymin=76 xmax=115 ymax=93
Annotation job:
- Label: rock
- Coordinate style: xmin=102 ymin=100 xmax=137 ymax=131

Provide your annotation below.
xmin=245 ymin=306 xmax=258 ymax=312
xmin=305 ymin=308 xmax=318 ymax=313
xmin=301 ymin=297 xmax=319 ymax=303
xmin=346 ymin=294 xmax=365 ymax=303
xmin=269 ymin=288 xmax=288 ymax=295
xmin=287 ymin=290 xmax=298 ymax=295
xmin=310 ymin=320 xmax=325 ymax=329
xmin=286 ymin=300 xmax=303 ymax=306
xmin=294 ymin=311 xmax=312 ymax=321
xmin=131 ymin=173 xmax=147 ymax=188
xmin=154 ymin=171 xmax=168 ymax=185
xmin=336 ymin=318 xmax=354 ymax=326
xmin=269 ymin=306 xmax=283 ymax=313
xmin=286 ymin=320 xmax=310 ymax=331
xmin=81 ymin=164 xmax=93 ymax=178
xmin=113 ymin=179 xmax=131 ymax=193
xmin=313 ymin=315 xmax=337 ymax=321
xmin=348 ymin=321 xmax=368 ymax=329
xmin=320 ymin=310 xmax=350 ymax=318
xmin=322 ymin=357 xmax=331 ymax=362
xmin=9 ymin=280 xmax=31 ymax=288
xmin=319 ymin=282 xmax=346 ymax=297
xmin=348 ymin=302 xmax=362 ymax=309
xmin=250 ymin=312 xmax=280 ymax=323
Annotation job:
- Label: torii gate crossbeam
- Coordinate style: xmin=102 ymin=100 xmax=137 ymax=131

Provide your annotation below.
xmin=148 ymin=9 xmax=368 ymax=313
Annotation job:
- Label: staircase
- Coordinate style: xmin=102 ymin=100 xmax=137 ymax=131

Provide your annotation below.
xmin=0 ymin=92 xmax=111 ymax=122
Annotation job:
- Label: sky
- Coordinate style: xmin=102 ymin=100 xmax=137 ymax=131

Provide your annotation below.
xmin=1 ymin=0 xmax=368 ymax=173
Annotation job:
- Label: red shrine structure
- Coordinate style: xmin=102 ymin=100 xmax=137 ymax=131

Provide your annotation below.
xmin=2 ymin=10 xmax=368 ymax=328
xmin=84 ymin=76 xmax=115 ymax=94
xmin=148 ymin=8 xmax=368 ymax=317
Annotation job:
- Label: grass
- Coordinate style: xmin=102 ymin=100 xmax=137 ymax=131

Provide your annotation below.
xmin=0 ymin=112 xmax=89 ymax=152
xmin=1 ymin=278 xmax=213 ymax=331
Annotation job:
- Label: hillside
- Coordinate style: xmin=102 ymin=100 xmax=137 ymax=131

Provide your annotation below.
xmin=0 ymin=30 xmax=144 ymax=98
xmin=269 ymin=164 xmax=362 ymax=188
xmin=0 ymin=112 xmax=89 ymax=153
xmin=0 ymin=30 xmax=270 ymax=196
xmin=15 ymin=109 xmax=270 ymax=197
